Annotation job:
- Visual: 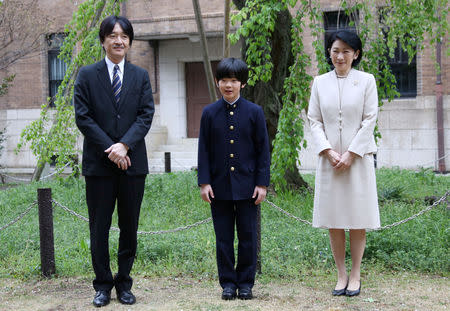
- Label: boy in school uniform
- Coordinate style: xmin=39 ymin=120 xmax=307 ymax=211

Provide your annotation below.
xmin=197 ymin=57 xmax=270 ymax=300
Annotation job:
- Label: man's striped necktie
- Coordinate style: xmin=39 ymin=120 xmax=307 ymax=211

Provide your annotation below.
xmin=112 ymin=64 xmax=122 ymax=105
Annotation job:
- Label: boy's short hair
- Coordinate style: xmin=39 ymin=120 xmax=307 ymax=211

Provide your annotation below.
xmin=215 ymin=58 xmax=249 ymax=84
xmin=99 ymin=16 xmax=134 ymax=46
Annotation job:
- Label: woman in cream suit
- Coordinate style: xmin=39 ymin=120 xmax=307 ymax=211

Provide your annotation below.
xmin=307 ymin=30 xmax=379 ymax=297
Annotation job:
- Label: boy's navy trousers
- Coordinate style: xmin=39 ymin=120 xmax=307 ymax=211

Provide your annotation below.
xmin=210 ymin=199 xmax=257 ymax=290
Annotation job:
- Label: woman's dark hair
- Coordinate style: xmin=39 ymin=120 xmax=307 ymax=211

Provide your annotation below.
xmin=215 ymin=58 xmax=249 ymax=84
xmin=99 ymin=16 xmax=134 ymax=46
xmin=325 ymin=30 xmax=363 ymax=67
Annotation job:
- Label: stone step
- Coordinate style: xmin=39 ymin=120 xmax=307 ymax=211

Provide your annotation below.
xmin=148 ymin=158 xmax=197 ymax=173
xmin=155 ymin=140 xmax=198 ymax=152
xmin=150 ymin=150 xmax=197 ymax=159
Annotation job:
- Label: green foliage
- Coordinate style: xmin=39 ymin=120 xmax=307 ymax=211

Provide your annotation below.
xmin=230 ymin=0 xmax=449 ymax=190
xmin=270 ymin=0 xmax=325 ymax=190
xmin=230 ymin=0 xmax=288 ymax=85
xmin=0 ymin=170 xmax=448 ymax=279
xmin=17 ymin=0 xmax=125 ymax=176
xmin=0 ymin=75 xmax=15 ymax=97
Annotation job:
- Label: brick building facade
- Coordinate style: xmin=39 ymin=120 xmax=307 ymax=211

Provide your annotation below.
xmin=0 ymin=0 xmax=448 ymax=176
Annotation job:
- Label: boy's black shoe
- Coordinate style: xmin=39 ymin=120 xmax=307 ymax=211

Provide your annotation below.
xmin=238 ymin=288 xmax=253 ymax=300
xmin=93 ymin=290 xmax=111 ymax=307
xmin=221 ymin=287 xmax=237 ymax=300
xmin=117 ymin=289 xmax=136 ymax=305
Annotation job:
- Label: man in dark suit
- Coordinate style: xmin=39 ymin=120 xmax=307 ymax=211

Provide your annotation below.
xmin=74 ymin=15 xmax=154 ymax=307
xmin=197 ymin=58 xmax=270 ymax=300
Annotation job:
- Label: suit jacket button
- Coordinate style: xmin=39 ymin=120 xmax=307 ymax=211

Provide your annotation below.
xmin=230 ymin=111 xmax=234 ymax=116
xmin=229 ymin=125 xmax=234 ymax=130
xmin=117 ymin=115 xmax=120 ymax=119
xmin=230 ymin=139 xmax=234 ymax=144
xmin=230 ymin=153 xmax=234 ymax=158
xmin=230 ymin=166 xmax=235 ymax=171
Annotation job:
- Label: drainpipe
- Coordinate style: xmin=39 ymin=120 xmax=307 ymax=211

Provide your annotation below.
xmin=121 ymin=2 xmax=127 ymax=17
xmin=436 ymin=40 xmax=446 ymax=172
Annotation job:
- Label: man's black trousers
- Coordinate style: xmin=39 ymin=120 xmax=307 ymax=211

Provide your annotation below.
xmin=85 ymin=174 xmax=146 ymax=292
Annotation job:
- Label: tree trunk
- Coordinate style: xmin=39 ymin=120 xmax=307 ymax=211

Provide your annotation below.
xmin=223 ymin=0 xmax=231 ymax=57
xmin=232 ymin=0 xmax=308 ymax=189
xmin=192 ymin=0 xmax=217 ymax=102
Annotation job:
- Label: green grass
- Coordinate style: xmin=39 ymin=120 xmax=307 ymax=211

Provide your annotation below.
xmin=0 ymin=168 xmax=448 ymax=280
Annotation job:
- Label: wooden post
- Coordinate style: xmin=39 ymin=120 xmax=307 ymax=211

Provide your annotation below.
xmin=192 ymin=0 xmax=218 ymax=102
xmin=165 ymin=152 xmax=171 ymax=173
xmin=37 ymin=188 xmax=55 ymax=277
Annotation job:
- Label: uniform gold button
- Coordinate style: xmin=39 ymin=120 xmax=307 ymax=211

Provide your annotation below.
xmin=230 ymin=111 xmax=234 ymax=116
xmin=230 ymin=140 xmax=234 ymax=144
xmin=230 ymin=154 xmax=234 ymax=158
xmin=233 ymin=104 xmax=236 ymax=108
xmin=229 ymin=125 xmax=234 ymax=130
xmin=230 ymin=166 xmax=235 ymax=171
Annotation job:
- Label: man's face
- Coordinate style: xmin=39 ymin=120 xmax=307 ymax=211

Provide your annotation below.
xmin=102 ymin=23 xmax=130 ymax=63
xmin=216 ymin=77 xmax=245 ymax=103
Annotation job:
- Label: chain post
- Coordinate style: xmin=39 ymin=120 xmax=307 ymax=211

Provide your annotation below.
xmin=38 ymin=188 xmax=55 ymax=277
xmin=165 ymin=152 xmax=171 ymax=173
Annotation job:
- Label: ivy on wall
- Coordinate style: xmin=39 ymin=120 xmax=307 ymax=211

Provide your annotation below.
xmin=230 ymin=0 xmax=448 ymax=190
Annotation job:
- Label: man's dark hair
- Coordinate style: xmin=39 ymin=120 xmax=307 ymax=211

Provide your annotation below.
xmin=215 ymin=58 xmax=249 ymax=84
xmin=325 ymin=30 xmax=363 ymax=67
xmin=99 ymin=16 xmax=134 ymax=46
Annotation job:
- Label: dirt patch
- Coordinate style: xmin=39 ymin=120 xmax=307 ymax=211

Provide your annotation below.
xmin=0 ymin=272 xmax=448 ymax=311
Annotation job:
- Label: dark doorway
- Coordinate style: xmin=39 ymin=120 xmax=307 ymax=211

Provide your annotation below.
xmin=185 ymin=61 xmax=219 ymax=138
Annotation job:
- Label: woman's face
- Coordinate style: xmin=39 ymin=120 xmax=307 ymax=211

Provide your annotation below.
xmin=329 ymin=39 xmax=359 ymax=76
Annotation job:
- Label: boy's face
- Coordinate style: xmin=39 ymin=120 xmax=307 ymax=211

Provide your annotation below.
xmin=216 ymin=77 xmax=245 ymax=103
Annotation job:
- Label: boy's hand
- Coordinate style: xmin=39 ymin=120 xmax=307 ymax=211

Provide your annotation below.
xmin=200 ymin=184 xmax=214 ymax=203
xmin=252 ymin=185 xmax=267 ymax=205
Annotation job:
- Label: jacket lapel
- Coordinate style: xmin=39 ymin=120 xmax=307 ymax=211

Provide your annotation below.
xmin=96 ymin=60 xmax=118 ymax=111
xmin=118 ymin=62 xmax=136 ymax=112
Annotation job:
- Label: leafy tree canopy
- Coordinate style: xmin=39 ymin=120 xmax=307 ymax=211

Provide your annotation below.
xmin=17 ymin=0 xmax=448 ymax=187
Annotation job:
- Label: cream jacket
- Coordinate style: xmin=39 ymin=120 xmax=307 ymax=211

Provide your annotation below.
xmin=307 ymin=68 xmax=378 ymax=157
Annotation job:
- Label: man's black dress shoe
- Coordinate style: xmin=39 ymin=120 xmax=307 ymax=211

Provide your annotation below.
xmin=93 ymin=290 xmax=111 ymax=307
xmin=117 ymin=289 xmax=136 ymax=305
xmin=221 ymin=287 xmax=237 ymax=300
xmin=238 ymin=287 xmax=253 ymax=300
xmin=345 ymin=281 xmax=361 ymax=297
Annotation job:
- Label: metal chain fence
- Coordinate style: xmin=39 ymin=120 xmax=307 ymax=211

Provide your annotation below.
xmin=1 ymin=191 xmax=448 ymax=234
xmin=0 ymin=162 xmax=71 ymax=182
xmin=0 ymin=202 xmax=37 ymax=232
xmin=264 ymin=191 xmax=449 ymax=231
xmin=51 ymin=199 xmax=212 ymax=235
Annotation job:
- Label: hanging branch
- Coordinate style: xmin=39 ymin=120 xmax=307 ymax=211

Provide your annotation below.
xmin=17 ymin=0 xmax=125 ymax=181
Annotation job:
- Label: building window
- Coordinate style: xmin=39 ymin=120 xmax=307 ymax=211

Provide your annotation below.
xmin=386 ymin=41 xmax=417 ymax=97
xmin=324 ymin=10 xmax=417 ymax=98
xmin=47 ymin=33 xmax=67 ymax=106
xmin=323 ymin=10 xmax=358 ymax=52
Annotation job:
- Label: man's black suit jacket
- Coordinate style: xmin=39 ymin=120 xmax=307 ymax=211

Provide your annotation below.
xmin=197 ymin=97 xmax=270 ymax=201
xmin=74 ymin=59 xmax=154 ymax=176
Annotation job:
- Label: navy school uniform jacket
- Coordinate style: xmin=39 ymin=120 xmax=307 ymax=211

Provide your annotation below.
xmin=197 ymin=97 xmax=270 ymax=201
